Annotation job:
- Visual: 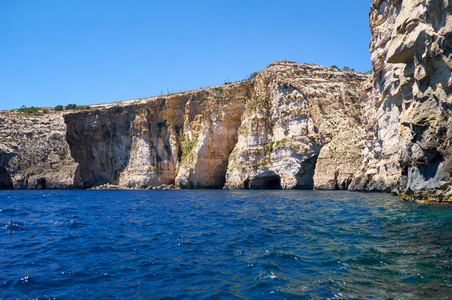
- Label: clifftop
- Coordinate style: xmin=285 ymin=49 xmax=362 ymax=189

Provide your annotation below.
xmin=0 ymin=62 xmax=369 ymax=191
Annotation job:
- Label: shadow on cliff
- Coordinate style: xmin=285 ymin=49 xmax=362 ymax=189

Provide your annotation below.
xmin=244 ymin=172 xmax=282 ymax=190
xmin=64 ymin=108 xmax=136 ymax=188
xmin=0 ymin=167 xmax=13 ymax=190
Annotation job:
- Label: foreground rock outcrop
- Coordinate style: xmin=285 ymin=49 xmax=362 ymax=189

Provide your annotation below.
xmin=308 ymin=0 xmax=452 ymax=203
xmin=362 ymin=0 xmax=452 ymax=202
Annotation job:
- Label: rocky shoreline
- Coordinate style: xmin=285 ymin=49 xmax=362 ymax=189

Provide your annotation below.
xmin=1 ymin=0 xmax=451 ymax=204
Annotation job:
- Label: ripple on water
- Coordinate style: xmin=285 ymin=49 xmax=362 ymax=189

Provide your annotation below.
xmin=3 ymin=220 xmax=28 ymax=231
xmin=0 ymin=190 xmax=451 ymax=299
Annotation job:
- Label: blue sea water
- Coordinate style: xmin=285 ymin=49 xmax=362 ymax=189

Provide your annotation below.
xmin=0 ymin=190 xmax=451 ymax=299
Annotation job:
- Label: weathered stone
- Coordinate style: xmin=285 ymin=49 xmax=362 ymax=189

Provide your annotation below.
xmin=351 ymin=0 xmax=452 ymax=200
xmin=0 ymin=112 xmax=80 ymax=189
xmin=1 ymin=0 xmax=450 ymax=201
xmin=223 ymin=61 xmax=367 ymax=190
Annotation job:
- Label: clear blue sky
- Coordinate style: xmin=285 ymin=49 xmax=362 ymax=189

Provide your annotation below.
xmin=0 ymin=0 xmax=372 ymax=110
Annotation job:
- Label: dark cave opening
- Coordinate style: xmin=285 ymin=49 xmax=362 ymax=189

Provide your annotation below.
xmin=247 ymin=173 xmax=282 ymax=190
xmin=244 ymin=179 xmax=250 ymax=189
xmin=262 ymin=176 xmax=282 ymax=189
xmin=36 ymin=178 xmax=46 ymax=190
xmin=0 ymin=167 xmax=13 ymax=190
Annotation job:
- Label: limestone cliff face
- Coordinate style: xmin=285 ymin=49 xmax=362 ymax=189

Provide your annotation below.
xmin=64 ymin=97 xmax=187 ymax=189
xmin=310 ymin=0 xmax=452 ymax=203
xmin=355 ymin=0 xmax=452 ymax=202
xmin=0 ymin=112 xmax=80 ymax=189
xmin=224 ymin=62 xmax=368 ymax=189
xmin=0 ymin=65 xmax=366 ymax=191
xmin=0 ymin=84 xmax=250 ymax=190
xmin=64 ymin=83 xmax=250 ymax=189
xmin=3 ymin=0 xmax=450 ymax=200
xmin=175 ymin=84 xmax=250 ymax=188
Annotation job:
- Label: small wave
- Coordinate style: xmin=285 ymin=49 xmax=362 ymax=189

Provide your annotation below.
xmin=65 ymin=221 xmax=86 ymax=229
xmin=262 ymin=271 xmax=277 ymax=280
xmin=3 ymin=221 xmax=28 ymax=231
xmin=12 ymin=276 xmax=39 ymax=288
xmin=0 ymin=208 xmax=17 ymax=213
xmin=0 ymin=208 xmax=29 ymax=217
xmin=263 ymin=251 xmax=300 ymax=261
xmin=353 ymin=247 xmax=393 ymax=266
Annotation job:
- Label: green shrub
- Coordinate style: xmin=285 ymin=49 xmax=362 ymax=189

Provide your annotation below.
xmin=248 ymin=72 xmax=259 ymax=81
xmin=54 ymin=105 xmax=64 ymax=111
xmin=16 ymin=106 xmax=40 ymax=113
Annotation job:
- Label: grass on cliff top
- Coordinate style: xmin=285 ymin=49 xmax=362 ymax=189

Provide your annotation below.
xmin=11 ymin=106 xmax=48 ymax=115
xmin=9 ymin=104 xmax=91 ymax=116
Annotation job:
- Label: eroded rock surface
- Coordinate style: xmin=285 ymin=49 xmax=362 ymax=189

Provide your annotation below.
xmin=175 ymin=84 xmax=250 ymax=188
xmin=2 ymin=0 xmax=450 ymax=202
xmin=0 ymin=64 xmax=367 ymax=191
xmin=224 ymin=62 xmax=367 ymax=189
xmin=355 ymin=0 xmax=452 ymax=203
xmin=0 ymin=112 xmax=80 ymax=189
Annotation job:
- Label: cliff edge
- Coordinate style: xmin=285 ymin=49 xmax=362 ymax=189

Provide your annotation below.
xmin=1 ymin=0 xmax=451 ymax=203
xmin=366 ymin=0 xmax=452 ymax=202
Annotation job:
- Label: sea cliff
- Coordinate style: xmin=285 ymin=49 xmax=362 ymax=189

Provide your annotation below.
xmin=0 ymin=0 xmax=451 ymax=203
xmin=0 ymin=64 xmax=367 ymax=191
xmin=365 ymin=0 xmax=452 ymax=202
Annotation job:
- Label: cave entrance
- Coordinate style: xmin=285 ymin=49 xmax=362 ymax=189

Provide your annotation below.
xmin=249 ymin=173 xmax=282 ymax=189
xmin=36 ymin=178 xmax=46 ymax=190
xmin=0 ymin=167 xmax=13 ymax=190
xmin=244 ymin=179 xmax=250 ymax=189
xmin=262 ymin=176 xmax=282 ymax=189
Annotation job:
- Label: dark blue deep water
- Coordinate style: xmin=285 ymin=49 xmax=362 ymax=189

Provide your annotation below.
xmin=0 ymin=190 xmax=451 ymax=299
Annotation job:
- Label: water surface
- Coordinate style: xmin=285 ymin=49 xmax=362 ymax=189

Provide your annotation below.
xmin=0 ymin=190 xmax=451 ymax=299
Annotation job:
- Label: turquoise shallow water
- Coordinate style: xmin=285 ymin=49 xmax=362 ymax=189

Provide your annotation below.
xmin=0 ymin=190 xmax=451 ymax=299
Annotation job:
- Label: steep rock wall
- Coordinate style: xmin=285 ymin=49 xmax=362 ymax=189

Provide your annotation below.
xmin=175 ymin=84 xmax=251 ymax=188
xmin=1 ymin=1 xmax=451 ymax=201
xmin=63 ymin=83 xmax=251 ymax=189
xmin=359 ymin=0 xmax=452 ymax=202
xmin=0 ymin=65 xmax=366 ymax=191
xmin=311 ymin=0 xmax=452 ymax=203
xmin=0 ymin=112 xmax=80 ymax=189
xmin=224 ymin=62 xmax=368 ymax=189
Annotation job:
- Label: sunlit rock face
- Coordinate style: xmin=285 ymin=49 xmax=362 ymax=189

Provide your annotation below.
xmin=64 ymin=84 xmax=251 ymax=189
xmin=0 ymin=112 xmax=80 ymax=189
xmin=224 ymin=61 xmax=367 ymax=190
xmin=3 ymin=0 xmax=451 ymax=203
xmin=350 ymin=0 xmax=452 ymax=202
xmin=0 ymin=62 xmax=367 ymax=191
xmin=174 ymin=84 xmax=250 ymax=189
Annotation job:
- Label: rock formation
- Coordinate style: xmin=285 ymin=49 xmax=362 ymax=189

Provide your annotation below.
xmin=308 ymin=0 xmax=452 ymax=203
xmin=0 ymin=64 xmax=366 ymax=191
xmin=175 ymin=84 xmax=250 ymax=188
xmin=224 ymin=62 xmax=367 ymax=189
xmin=358 ymin=0 xmax=452 ymax=202
xmin=0 ymin=113 xmax=80 ymax=189
xmin=1 ymin=0 xmax=451 ymax=203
